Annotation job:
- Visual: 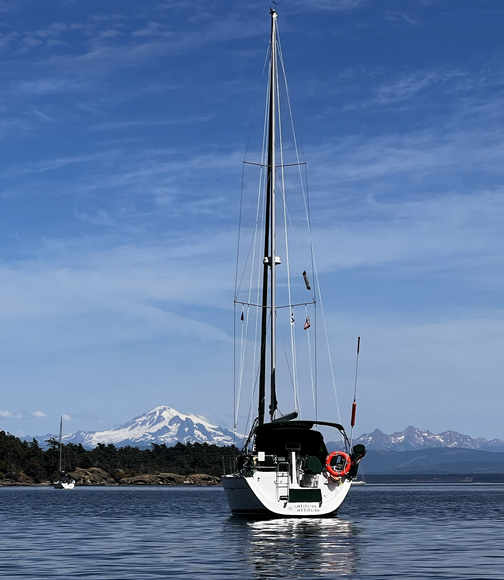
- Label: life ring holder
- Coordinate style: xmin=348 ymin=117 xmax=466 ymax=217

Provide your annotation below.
xmin=325 ymin=451 xmax=351 ymax=478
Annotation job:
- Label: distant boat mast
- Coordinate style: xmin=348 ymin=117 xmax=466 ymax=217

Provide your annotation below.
xmin=58 ymin=416 xmax=63 ymax=473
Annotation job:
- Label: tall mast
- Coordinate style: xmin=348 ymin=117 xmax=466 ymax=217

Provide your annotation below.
xmin=58 ymin=416 xmax=63 ymax=473
xmin=257 ymin=9 xmax=278 ymax=425
xmin=269 ymin=9 xmax=278 ymax=421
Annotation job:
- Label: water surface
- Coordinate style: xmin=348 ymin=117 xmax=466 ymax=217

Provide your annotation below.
xmin=0 ymin=484 xmax=503 ymax=579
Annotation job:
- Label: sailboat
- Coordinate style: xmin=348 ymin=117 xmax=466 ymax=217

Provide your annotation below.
xmin=222 ymin=9 xmax=366 ymax=517
xmin=54 ymin=416 xmax=75 ymax=490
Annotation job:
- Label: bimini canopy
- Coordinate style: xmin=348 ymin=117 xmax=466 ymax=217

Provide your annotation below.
xmin=254 ymin=421 xmax=339 ymax=462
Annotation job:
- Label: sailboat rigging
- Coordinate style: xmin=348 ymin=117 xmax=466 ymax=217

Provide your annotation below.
xmin=222 ymin=9 xmax=366 ymax=517
xmin=54 ymin=416 xmax=75 ymax=490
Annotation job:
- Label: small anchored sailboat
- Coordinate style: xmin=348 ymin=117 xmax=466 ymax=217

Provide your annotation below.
xmin=222 ymin=9 xmax=366 ymax=517
xmin=54 ymin=416 xmax=75 ymax=490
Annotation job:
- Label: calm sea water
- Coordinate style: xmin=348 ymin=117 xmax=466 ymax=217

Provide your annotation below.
xmin=0 ymin=484 xmax=503 ymax=579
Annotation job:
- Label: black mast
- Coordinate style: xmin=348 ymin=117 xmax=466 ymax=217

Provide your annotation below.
xmin=258 ymin=8 xmax=278 ymax=426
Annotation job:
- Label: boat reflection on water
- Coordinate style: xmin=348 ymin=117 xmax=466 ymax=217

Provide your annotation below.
xmin=225 ymin=516 xmax=361 ymax=579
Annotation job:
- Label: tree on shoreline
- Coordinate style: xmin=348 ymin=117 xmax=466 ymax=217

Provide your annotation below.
xmin=0 ymin=430 xmax=236 ymax=483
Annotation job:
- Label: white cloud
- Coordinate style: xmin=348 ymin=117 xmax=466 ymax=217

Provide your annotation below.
xmin=74 ymin=208 xmax=116 ymax=227
xmin=32 ymin=411 xmax=47 ymax=418
xmin=0 ymin=410 xmax=49 ymax=420
xmin=0 ymin=235 xmax=234 ymax=358
xmin=311 ymin=189 xmax=504 ymax=278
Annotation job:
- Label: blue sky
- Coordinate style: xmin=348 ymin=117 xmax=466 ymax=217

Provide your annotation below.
xmin=1 ymin=0 xmax=504 ymax=441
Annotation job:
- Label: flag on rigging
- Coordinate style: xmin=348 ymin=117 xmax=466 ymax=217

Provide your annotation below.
xmin=304 ymin=316 xmax=311 ymax=330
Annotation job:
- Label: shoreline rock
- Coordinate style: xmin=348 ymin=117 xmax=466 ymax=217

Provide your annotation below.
xmin=69 ymin=467 xmax=116 ymax=486
xmin=118 ymin=473 xmax=221 ymax=486
xmin=182 ymin=473 xmax=221 ymax=486
xmin=118 ymin=472 xmax=184 ymax=485
xmin=0 ymin=469 xmax=221 ymax=487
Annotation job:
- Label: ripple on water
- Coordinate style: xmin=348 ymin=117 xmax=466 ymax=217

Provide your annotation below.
xmin=1 ymin=485 xmax=504 ymax=579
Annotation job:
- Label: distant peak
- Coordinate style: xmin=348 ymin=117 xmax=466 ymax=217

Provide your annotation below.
xmin=47 ymin=405 xmax=245 ymax=449
xmin=151 ymin=405 xmax=174 ymax=413
xmin=353 ymin=426 xmax=504 ymax=452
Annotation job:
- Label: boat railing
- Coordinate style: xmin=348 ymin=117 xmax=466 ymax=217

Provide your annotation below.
xmin=222 ymin=454 xmax=239 ymax=476
xmin=276 ymin=461 xmax=290 ymax=501
xmin=254 ymin=454 xmax=287 ymax=471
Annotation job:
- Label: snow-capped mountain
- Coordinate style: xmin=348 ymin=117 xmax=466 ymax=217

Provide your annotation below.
xmin=352 ymin=426 xmax=504 ymax=452
xmin=34 ymin=413 xmax=503 ymax=453
xmin=53 ymin=406 xmax=244 ymax=449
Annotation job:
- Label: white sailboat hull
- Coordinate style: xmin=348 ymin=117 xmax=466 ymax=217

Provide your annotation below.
xmin=223 ymin=472 xmax=351 ymax=517
xmin=54 ymin=480 xmax=75 ymax=490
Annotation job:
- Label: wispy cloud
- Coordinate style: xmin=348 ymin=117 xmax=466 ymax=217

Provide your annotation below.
xmin=289 ymin=0 xmax=367 ymax=11
xmin=1 ymin=0 xmax=504 ymax=440
xmin=0 ymin=410 xmax=48 ymax=420
xmin=0 ymin=117 xmax=33 ymax=141
xmin=74 ymin=208 xmax=116 ymax=227
xmin=372 ymin=70 xmax=465 ymax=106
xmin=385 ymin=11 xmax=422 ymax=26
xmin=313 ymin=190 xmax=504 ymax=279
xmin=73 ymin=412 xmax=101 ymax=420
xmin=0 ymin=233 xmax=234 ymax=354
xmin=340 ymin=67 xmax=471 ymax=110
xmin=88 ymin=13 xmax=128 ymax=23
xmin=131 ymin=22 xmax=171 ymax=38
xmin=34 ymin=22 xmax=69 ymax=38
xmin=0 ymin=30 xmax=19 ymax=51
xmin=32 ymin=411 xmax=47 ymax=418
xmin=90 ymin=115 xmax=213 ymax=131
xmin=0 ymin=152 xmax=108 ymax=178
xmin=12 ymin=78 xmax=86 ymax=96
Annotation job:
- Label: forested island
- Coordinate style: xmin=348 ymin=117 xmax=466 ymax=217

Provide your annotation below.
xmin=0 ymin=430 xmax=237 ymax=486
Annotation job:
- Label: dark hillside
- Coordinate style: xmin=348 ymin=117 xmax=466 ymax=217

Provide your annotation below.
xmin=363 ymin=448 xmax=504 ymax=475
xmin=0 ymin=430 xmax=237 ymax=484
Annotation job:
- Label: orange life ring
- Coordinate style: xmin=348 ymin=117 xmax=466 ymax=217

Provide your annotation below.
xmin=325 ymin=451 xmax=351 ymax=478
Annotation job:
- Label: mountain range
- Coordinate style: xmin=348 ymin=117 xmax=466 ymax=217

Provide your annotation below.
xmin=35 ymin=406 xmax=244 ymax=449
xmin=351 ymin=425 xmax=504 ymax=452
xmin=31 ymin=407 xmax=504 ymax=453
